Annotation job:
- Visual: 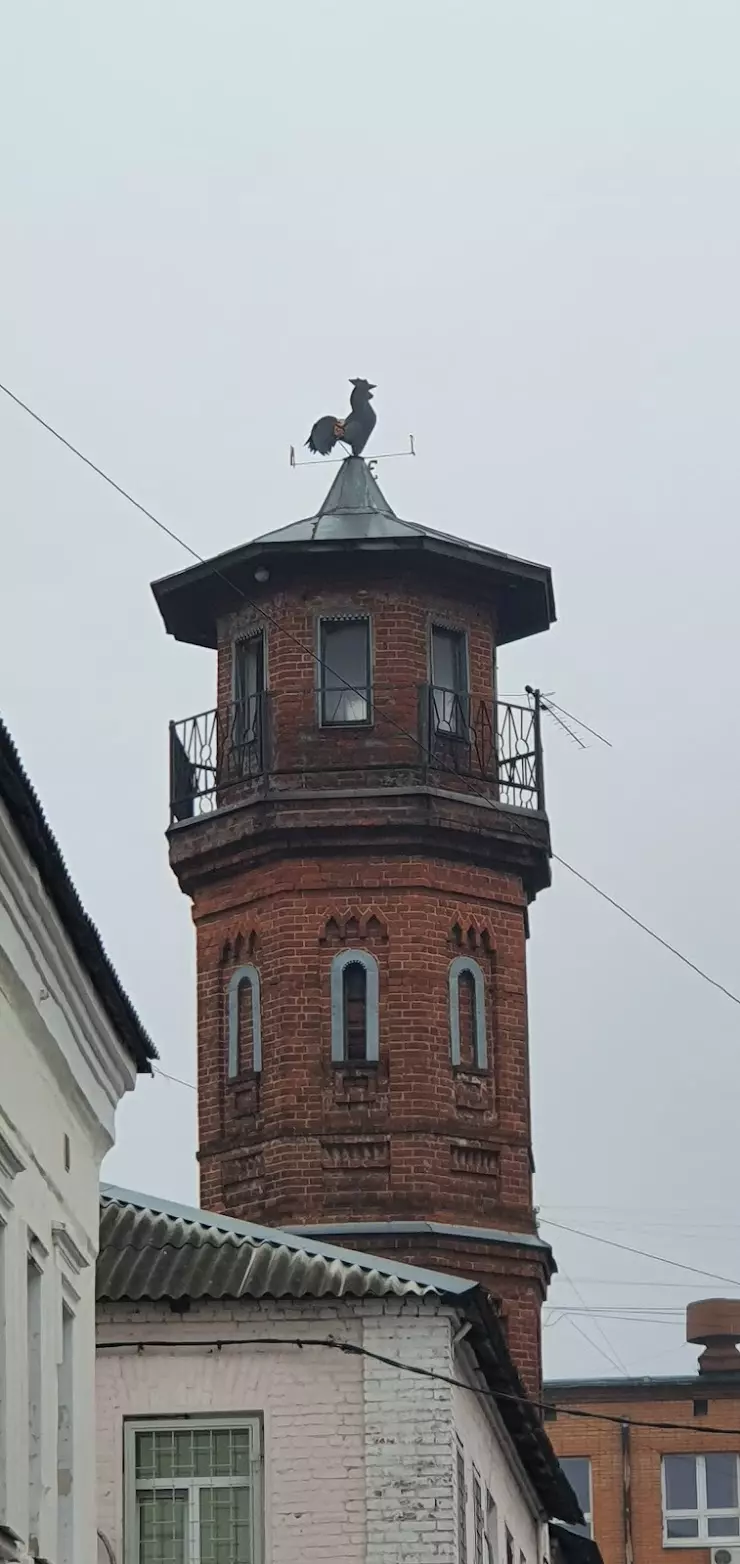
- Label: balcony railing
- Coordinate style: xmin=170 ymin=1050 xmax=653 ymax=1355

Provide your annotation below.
xmin=169 ymin=687 xmax=544 ymax=823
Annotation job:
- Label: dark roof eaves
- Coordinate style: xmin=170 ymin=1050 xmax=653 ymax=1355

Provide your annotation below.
xmin=0 ymin=720 xmax=156 ymax=1071
xmin=463 ymin=1289 xmax=583 ymax=1526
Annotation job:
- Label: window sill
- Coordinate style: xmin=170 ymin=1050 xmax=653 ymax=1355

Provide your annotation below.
xmin=453 ymin=1065 xmax=489 ymax=1080
xmin=332 ymin=1059 xmax=379 ymax=1071
xmin=320 ymin=719 xmax=374 ymax=732
xmin=662 ymin=1539 xmax=739 ymax=1550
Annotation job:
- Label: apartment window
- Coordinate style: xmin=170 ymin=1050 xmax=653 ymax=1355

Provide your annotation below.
xmin=319 ymin=618 xmax=371 ymax=725
xmin=473 ymin=1469 xmax=484 ymax=1564
xmin=431 ymin=624 xmax=468 ymax=735
xmin=125 ymin=1419 xmax=261 ymax=1564
xmin=485 ymin=1490 xmax=497 ymax=1564
xmin=449 ymin=957 xmax=487 ymax=1070
xmin=663 ymin=1453 xmax=740 ymax=1543
xmin=457 ymin=1441 xmax=468 ymax=1564
xmin=558 ymin=1458 xmax=592 ymax=1540
xmin=330 ymin=949 xmax=379 ymax=1064
xmin=227 ymin=965 xmax=263 ymax=1078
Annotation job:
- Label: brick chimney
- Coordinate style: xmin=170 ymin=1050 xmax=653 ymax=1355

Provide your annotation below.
xmin=687 ymin=1299 xmax=740 ymax=1374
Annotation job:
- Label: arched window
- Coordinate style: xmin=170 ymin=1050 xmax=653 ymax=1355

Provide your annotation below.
xmin=227 ymin=965 xmax=262 ymax=1078
xmin=331 ymin=949 xmax=379 ymax=1063
xmin=449 ymin=956 xmax=487 ymax=1070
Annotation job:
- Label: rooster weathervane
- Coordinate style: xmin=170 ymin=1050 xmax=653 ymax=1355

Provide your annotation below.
xmin=290 ymin=381 xmax=414 ymax=469
xmin=306 ymin=378 xmax=377 ymax=459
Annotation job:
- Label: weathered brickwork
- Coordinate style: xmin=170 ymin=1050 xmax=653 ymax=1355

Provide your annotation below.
xmin=96 ymin=1297 xmax=546 ymax=1564
xmin=168 ymin=567 xmax=552 ymax=1392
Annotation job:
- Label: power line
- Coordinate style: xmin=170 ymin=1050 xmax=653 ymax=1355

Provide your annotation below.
xmin=94 ymin=1332 xmax=740 ymax=1437
xmin=153 ymin=1065 xmax=197 ymax=1092
xmin=3 ymin=378 xmax=740 ymax=1012
xmin=542 ymin=1219 xmax=740 ymax=1290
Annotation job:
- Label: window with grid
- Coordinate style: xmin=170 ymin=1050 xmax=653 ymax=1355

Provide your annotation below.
xmin=663 ymin=1453 xmax=740 ymax=1544
xmin=558 ymin=1457 xmax=592 ymax=1539
xmin=125 ymin=1420 xmax=261 ymax=1564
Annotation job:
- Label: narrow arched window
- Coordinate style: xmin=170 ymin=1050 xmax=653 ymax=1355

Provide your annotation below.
xmin=227 ymin=965 xmax=262 ymax=1078
xmin=331 ymin=950 xmax=379 ymax=1063
xmin=449 ymin=957 xmax=487 ymax=1070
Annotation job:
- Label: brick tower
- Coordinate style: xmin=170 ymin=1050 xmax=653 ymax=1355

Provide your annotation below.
xmin=154 ymin=457 xmax=556 ymax=1392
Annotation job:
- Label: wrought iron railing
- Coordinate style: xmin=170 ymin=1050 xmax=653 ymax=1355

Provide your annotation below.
xmin=427 ymin=687 xmax=544 ymax=810
xmin=170 ymin=694 xmax=267 ymax=820
xmin=169 ymin=688 xmax=544 ymax=822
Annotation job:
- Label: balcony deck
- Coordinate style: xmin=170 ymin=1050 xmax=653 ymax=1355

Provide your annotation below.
xmin=169 ymin=687 xmax=545 ymax=827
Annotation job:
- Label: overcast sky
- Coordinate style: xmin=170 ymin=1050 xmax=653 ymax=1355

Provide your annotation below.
xmin=2 ymin=0 xmax=740 ymax=1380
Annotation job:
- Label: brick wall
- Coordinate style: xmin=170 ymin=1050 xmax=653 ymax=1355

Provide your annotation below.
xmin=96 ymin=1295 xmax=546 ymax=1564
xmin=169 ymin=566 xmax=551 ymax=1394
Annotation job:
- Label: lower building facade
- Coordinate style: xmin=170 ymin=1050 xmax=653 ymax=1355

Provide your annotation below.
xmin=95 ymin=1187 xmax=585 ymax=1564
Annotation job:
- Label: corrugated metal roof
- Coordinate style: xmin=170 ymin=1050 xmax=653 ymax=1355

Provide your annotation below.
xmin=97 ymin=1186 xmax=474 ymax=1303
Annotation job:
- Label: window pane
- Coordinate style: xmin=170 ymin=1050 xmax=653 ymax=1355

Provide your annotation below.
xmin=664 ymin=1454 xmax=698 ymax=1511
xmin=201 ymin=1485 xmax=252 ymax=1564
xmin=137 ymin=1491 xmax=187 ymax=1564
xmin=432 ymin=627 xmax=466 ymax=692
xmin=706 ymin=1454 xmax=739 ymax=1510
xmin=666 ymin=1518 xmax=700 ymax=1539
xmin=708 ymin=1516 xmax=740 ymax=1538
xmin=136 ymin=1432 xmax=156 ymax=1480
xmin=321 ymin=622 xmax=369 ymax=723
xmin=343 ymin=962 xmax=368 ymax=1061
xmin=235 ymin=639 xmax=264 ymax=704
xmin=559 ymin=1458 xmax=591 ymax=1516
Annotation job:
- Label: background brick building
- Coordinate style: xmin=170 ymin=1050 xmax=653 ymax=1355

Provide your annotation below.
xmin=154 ymin=453 xmax=559 ymax=1394
xmin=546 ymin=1299 xmax=740 ymax=1564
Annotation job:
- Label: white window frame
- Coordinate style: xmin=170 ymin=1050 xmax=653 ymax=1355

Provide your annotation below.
xmin=124 ymin=1416 xmax=263 ymax=1564
xmin=662 ymin=1453 xmax=740 ymax=1546
xmin=227 ymin=965 xmax=262 ymax=1078
xmin=558 ymin=1457 xmax=592 ymax=1539
xmin=449 ymin=956 xmax=487 ymax=1070
xmin=330 ymin=948 xmax=379 ymax=1063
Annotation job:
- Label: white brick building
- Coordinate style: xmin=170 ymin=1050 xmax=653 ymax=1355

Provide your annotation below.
xmin=0 ymin=720 xmax=155 ymax=1564
xmin=96 ymin=1188 xmax=587 ymax=1564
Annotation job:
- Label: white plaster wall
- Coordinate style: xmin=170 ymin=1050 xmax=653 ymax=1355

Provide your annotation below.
xmin=452 ymin=1351 xmax=547 ymax=1564
xmin=96 ymin=1296 xmax=546 ymax=1564
xmin=0 ymin=796 xmax=138 ymax=1563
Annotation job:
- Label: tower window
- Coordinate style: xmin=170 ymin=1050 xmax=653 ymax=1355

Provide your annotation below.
xmin=232 ymin=634 xmax=265 ymax=763
xmin=449 ymin=956 xmax=487 ymax=1070
xmin=431 ymin=624 xmax=468 ymax=735
xmin=330 ymin=949 xmax=379 ymax=1063
xmin=227 ymin=965 xmax=263 ymax=1077
xmin=319 ymin=618 xmax=371 ymax=726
